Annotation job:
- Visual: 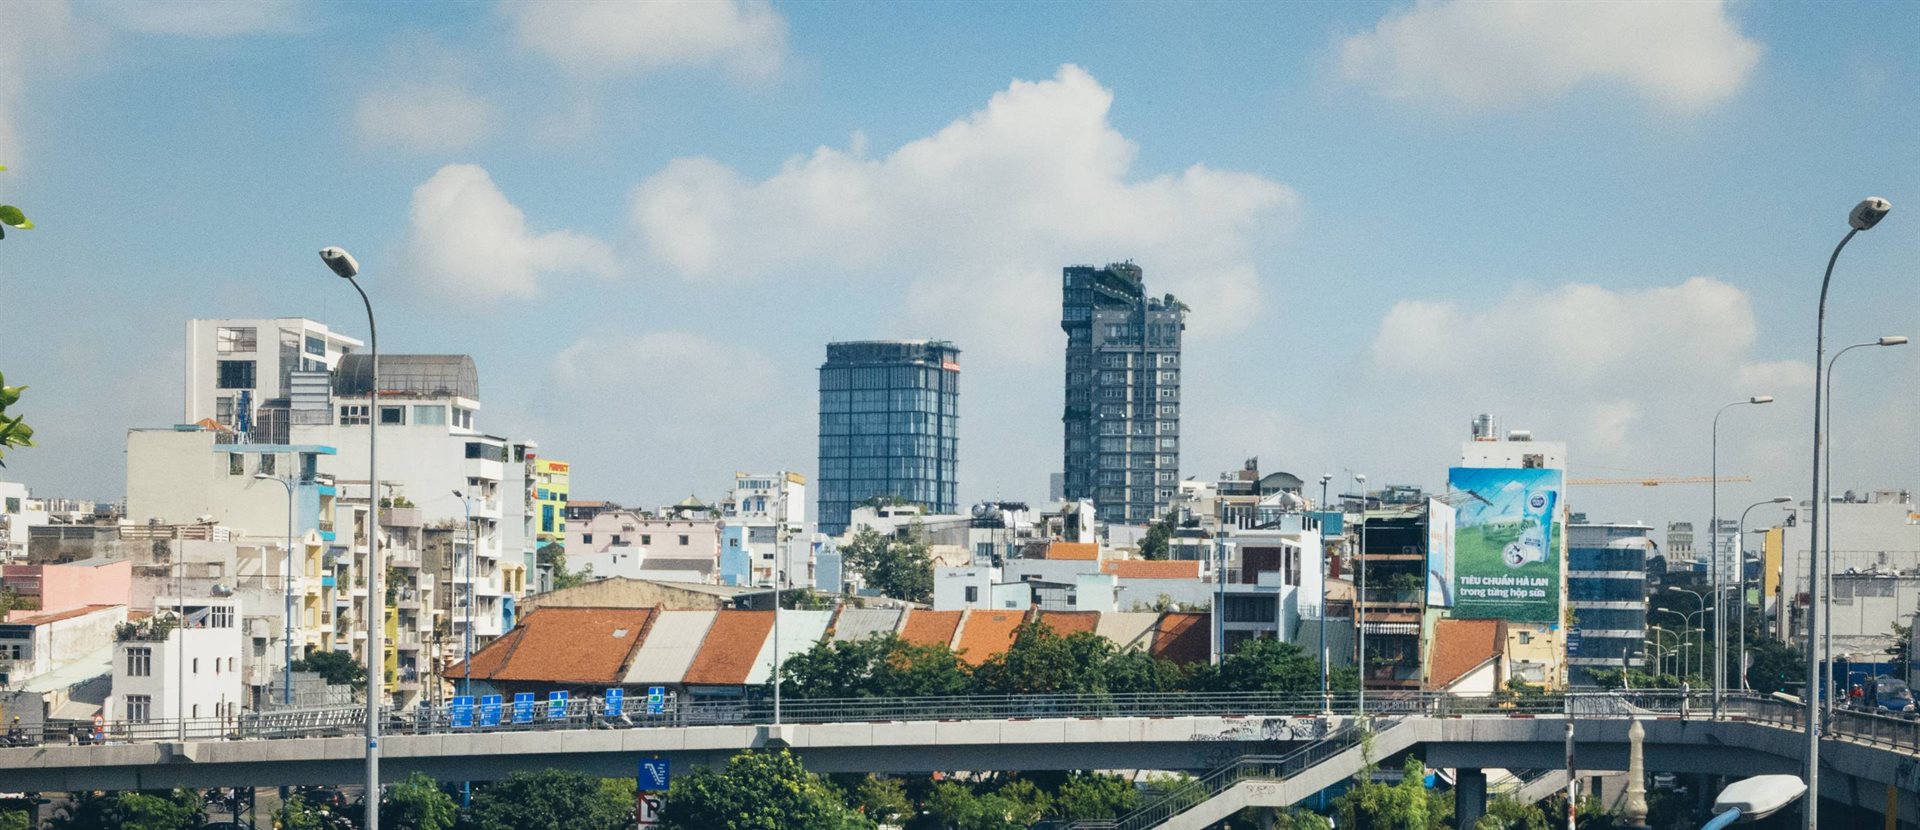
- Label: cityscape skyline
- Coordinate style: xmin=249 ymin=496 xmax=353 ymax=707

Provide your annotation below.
xmin=2 ymin=1 xmax=1918 ymax=537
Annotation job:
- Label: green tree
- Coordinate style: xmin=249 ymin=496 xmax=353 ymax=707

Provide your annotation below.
xmin=0 ymin=810 xmax=30 ymax=830
xmin=385 ymin=772 xmax=457 ymax=830
xmin=49 ymin=790 xmax=202 ymax=830
xmin=1330 ymin=754 xmax=1450 ymax=830
xmin=851 ymin=776 xmax=913 ymax=827
xmin=273 ymin=794 xmax=355 ymax=830
xmin=0 ymin=370 xmax=33 ymax=467
xmin=920 ymin=779 xmax=1048 ymax=830
xmin=1891 ymin=619 xmax=1911 ymax=666
xmin=1475 ymin=796 xmax=1550 ymax=830
xmin=1102 ymin=647 xmax=1189 ymax=694
xmin=973 ymin=622 xmax=1116 ymax=695
xmin=466 ymin=769 xmax=631 ymax=830
xmin=1139 ymin=511 xmax=1177 ymax=560
xmin=781 ymin=634 xmax=973 ymax=699
xmin=0 ymin=164 xmax=31 ymax=241
xmin=1745 ymin=635 xmax=1806 ymax=695
xmin=1205 ymin=637 xmax=1357 ymax=694
xmin=293 ymin=650 xmax=368 ymax=690
xmin=841 ymin=527 xmax=935 ymax=602
xmin=1048 ymin=773 xmax=1138 ymax=821
xmin=660 ymin=749 xmax=871 ymax=830
xmin=537 ymin=543 xmax=589 ymax=591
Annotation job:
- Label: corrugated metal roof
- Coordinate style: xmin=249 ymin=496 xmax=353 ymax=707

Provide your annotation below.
xmin=829 ymin=607 xmax=904 ymax=642
xmin=1096 ymin=612 xmax=1162 ymax=651
xmin=621 ymin=609 xmax=717 ymax=686
xmin=745 ymin=610 xmax=833 ymax=685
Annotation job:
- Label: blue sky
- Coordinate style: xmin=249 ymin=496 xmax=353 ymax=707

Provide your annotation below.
xmin=3 ymin=0 xmax=1918 ymax=534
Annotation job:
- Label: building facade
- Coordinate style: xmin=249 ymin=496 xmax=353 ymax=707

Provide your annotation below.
xmin=817 ymin=341 xmax=960 ymax=537
xmin=1060 ymin=262 xmax=1186 ymax=525
xmin=1567 ymin=522 xmax=1653 ymax=685
xmin=183 ymin=318 xmax=360 ymax=439
xmin=534 ymin=458 xmax=570 ymax=545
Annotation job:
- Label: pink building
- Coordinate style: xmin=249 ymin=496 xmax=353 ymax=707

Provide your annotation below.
xmin=2 ymin=557 xmax=133 ymax=621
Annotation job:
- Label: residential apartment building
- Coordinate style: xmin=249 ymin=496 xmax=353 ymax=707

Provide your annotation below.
xmin=1567 ymin=522 xmax=1653 ymax=685
xmin=817 ymin=341 xmax=960 ymax=536
xmin=1060 ymin=262 xmax=1185 ymax=525
xmin=1773 ymin=490 xmax=1920 ymax=641
xmin=1456 ymin=424 xmax=1571 ymax=689
xmin=566 ymin=511 xmax=721 ymax=584
xmin=719 ymin=472 xmax=809 ymax=587
xmin=182 ymin=318 xmax=360 ymax=439
xmin=534 ymin=458 xmax=570 ymax=545
xmin=0 ymin=481 xmax=47 ymax=562
xmin=110 ymin=596 xmax=245 ymax=726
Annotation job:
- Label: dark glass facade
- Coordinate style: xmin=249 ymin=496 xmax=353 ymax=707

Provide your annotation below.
xmin=1567 ymin=523 xmax=1653 ymax=685
xmin=1061 ymin=262 xmax=1186 ymax=525
xmin=817 ymin=341 xmax=960 ymax=536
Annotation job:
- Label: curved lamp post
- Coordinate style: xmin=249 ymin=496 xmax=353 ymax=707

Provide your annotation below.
xmin=320 ymin=246 xmax=383 ymax=830
xmin=1802 ymin=196 xmax=1890 ymax=830
xmin=1821 ymin=335 xmax=1906 ymax=718
xmin=1711 ymin=395 xmax=1771 ymax=717
xmin=255 ymin=471 xmax=296 ymax=706
xmin=1734 ymin=497 xmax=1791 ymax=692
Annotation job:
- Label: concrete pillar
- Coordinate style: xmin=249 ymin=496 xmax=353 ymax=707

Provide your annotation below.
xmin=1455 ymin=768 xmax=1487 ymax=829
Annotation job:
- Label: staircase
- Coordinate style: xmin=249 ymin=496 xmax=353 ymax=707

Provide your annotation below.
xmin=1045 ymin=718 xmax=1417 ymax=830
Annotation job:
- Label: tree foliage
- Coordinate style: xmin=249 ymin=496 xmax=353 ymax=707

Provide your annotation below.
xmin=1744 ymin=634 xmax=1806 ymax=695
xmin=920 ymin=779 xmax=1049 ymax=830
xmin=660 ymin=749 xmax=871 ymax=830
xmin=1330 ymin=755 xmax=1450 ymax=830
xmin=48 ymin=790 xmax=202 ymax=830
xmin=537 ymin=543 xmax=590 ymax=591
xmin=293 ymin=650 xmax=367 ymax=690
xmin=1047 ymin=772 xmax=1139 ymax=821
xmin=1201 ymin=637 xmax=1359 ymax=694
xmin=841 ymin=527 xmax=934 ymax=602
xmin=781 ymin=633 xmax=972 ymax=699
xmin=1474 ymin=796 xmax=1550 ymax=830
xmin=0 ymin=370 xmax=32 ymax=467
xmin=1139 ymin=511 xmax=1176 ymax=560
xmin=851 ymin=776 xmax=913 ymax=827
xmin=465 ymin=769 xmax=632 ymax=830
xmin=0 ymin=164 xmax=31 ymax=241
xmin=0 ymin=811 xmax=27 ymax=830
xmin=385 ymin=772 xmax=458 ymax=830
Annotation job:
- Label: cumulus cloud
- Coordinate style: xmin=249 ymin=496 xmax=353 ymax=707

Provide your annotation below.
xmin=401 ymin=164 xmax=615 ymax=300
xmin=1336 ymin=0 xmax=1761 ymax=111
xmin=96 ymin=0 xmax=309 ymax=37
xmin=628 ymin=64 xmax=1299 ymax=358
xmin=502 ymin=0 xmax=786 ymax=80
xmin=355 ymin=82 xmax=497 ymax=152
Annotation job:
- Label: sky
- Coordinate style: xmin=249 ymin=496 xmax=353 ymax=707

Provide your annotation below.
xmin=2 ymin=0 xmax=1919 ymax=537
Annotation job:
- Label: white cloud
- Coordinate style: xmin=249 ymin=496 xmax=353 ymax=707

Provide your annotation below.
xmin=355 ymin=82 xmax=497 ymax=152
xmin=95 ymin=0 xmax=309 ymax=37
xmin=628 ymin=64 xmax=1299 ymax=359
xmin=401 ymin=164 xmax=615 ymax=300
xmin=0 ymin=1 xmax=85 ymax=161
xmin=502 ymin=0 xmax=786 ymax=80
xmin=1335 ymin=0 xmax=1761 ymax=111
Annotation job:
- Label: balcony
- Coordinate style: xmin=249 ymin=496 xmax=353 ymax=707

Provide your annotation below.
xmin=1358 ymin=587 xmax=1423 ymax=606
xmin=380 ymin=507 xmax=424 ymax=528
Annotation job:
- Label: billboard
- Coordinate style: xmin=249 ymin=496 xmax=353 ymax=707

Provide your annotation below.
xmin=1425 ymin=498 xmax=1457 ymax=607
xmin=1444 ymin=467 xmax=1562 ymax=623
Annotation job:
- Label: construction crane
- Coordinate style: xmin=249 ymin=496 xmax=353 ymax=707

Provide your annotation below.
xmin=1569 ymin=475 xmax=1752 ymax=487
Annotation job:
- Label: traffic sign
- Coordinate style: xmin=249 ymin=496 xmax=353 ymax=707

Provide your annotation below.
xmin=512 ymin=692 xmax=534 ymax=724
xmin=479 ymin=695 xmax=502 ymax=727
xmin=646 ymin=686 xmax=665 ymax=715
xmin=639 ymin=758 xmax=670 ymax=792
xmin=604 ymin=688 xmax=624 ymax=717
xmin=547 ymin=690 xmax=570 ymax=720
xmin=451 ymin=696 xmax=474 ymax=729
xmin=636 ymin=793 xmax=664 ymax=827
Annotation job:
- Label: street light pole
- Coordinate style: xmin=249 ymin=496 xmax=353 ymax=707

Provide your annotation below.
xmin=1802 ymin=197 xmax=1891 ymax=830
xmin=1319 ymin=473 xmax=1332 ymax=711
xmin=321 ymin=246 xmax=383 ymax=830
xmin=1355 ymin=473 xmax=1367 ymax=716
xmin=1821 ymin=336 xmax=1906 ymax=718
xmin=453 ymin=492 xmax=474 ymax=696
xmin=1735 ymin=497 xmax=1792 ymax=693
xmin=257 ymin=472 xmax=296 ymax=706
xmin=1712 ymin=396 xmax=1772 ymax=718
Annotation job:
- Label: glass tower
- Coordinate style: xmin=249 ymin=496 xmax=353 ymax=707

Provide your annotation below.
xmin=817 ymin=340 xmax=960 ymax=536
xmin=1061 ymin=262 xmax=1186 ymax=525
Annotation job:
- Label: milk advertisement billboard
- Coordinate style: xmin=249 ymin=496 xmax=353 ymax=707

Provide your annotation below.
xmin=1445 ymin=467 xmax=1562 ymax=623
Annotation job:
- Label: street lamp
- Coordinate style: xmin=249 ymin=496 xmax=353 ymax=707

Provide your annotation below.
xmin=1318 ymin=473 xmax=1332 ymax=711
xmin=320 ymin=245 xmax=384 ymax=830
xmin=1646 ymin=625 xmax=1680 ymax=676
xmin=1711 ymin=395 xmax=1771 ymax=717
xmin=1655 ymin=609 xmax=1702 ymax=679
xmin=451 ymin=491 xmax=474 ymax=696
xmin=1802 ymin=196 xmax=1890 ymax=830
xmin=1354 ymin=472 xmax=1367 ymax=716
xmin=1821 ymin=335 xmax=1907 ymax=718
xmin=255 ymin=471 xmax=296 ymax=706
xmin=1735 ymin=497 xmax=1792 ymax=693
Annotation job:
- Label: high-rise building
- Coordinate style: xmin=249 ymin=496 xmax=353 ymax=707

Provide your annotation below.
xmin=183 ymin=318 xmax=360 ymax=439
xmin=817 ymin=341 xmax=960 ymax=537
xmin=1060 ymin=262 xmax=1186 ymax=525
xmin=534 ymin=458 xmax=570 ymax=545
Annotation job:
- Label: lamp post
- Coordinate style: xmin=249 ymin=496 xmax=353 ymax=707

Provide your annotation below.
xmin=1711 ymin=395 xmax=1772 ymax=717
xmin=452 ymin=491 xmax=474 ymax=696
xmin=1822 ymin=335 xmax=1907 ymax=718
xmin=1319 ymin=473 xmax=1332 ymax=711
xmin=1647 ymin=625 xmax=1678 ymax=676
xmin=1803 ymin=196 xmax=1891 ymax=830
xmin=256 ymin=471 xmax=296 ymax=706
xmin=1355 ymin=472 xmax=1367 ymax=716
xmin=320 ymin=246 xmax=384 ymax=830
xmin=1735 ymin=497 xmax=1792 ymax=693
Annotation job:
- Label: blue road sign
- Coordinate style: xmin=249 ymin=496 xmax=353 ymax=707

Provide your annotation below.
xmin=605 ymin=688 xmax=624 ymax=717
xmin=451 ymin=696 xmax=474 ymax=729
xmin=647 ymin=686 xmax=665 ymax=715
xmin=479 ymin=694 xmax=503 ymax=727
xmin=512 ymin=692 xmax=535 ymax=724
xmin=639 ymin=758 xmax=671 ymax=792
xmin=548 ymin=690 xmax=570 ymax=720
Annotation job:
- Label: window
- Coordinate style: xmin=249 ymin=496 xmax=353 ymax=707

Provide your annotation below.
xmin=964 ymin=586 xmax=979 ymax=603
xmin=678 ymin=535 xmax=689 ymax=546
xmin=215 ymin=359 xmax=257 ymax=389
xmin=582 ymin=534 xmax=593 ymax=544
xmin=640 ymin=534 xmax=651 ymax=545
xmin=214 ymin=396 xmax=236 ymax=426
xmin=304 ymin=335 xmax=326 ymax=356
xmin=228 ymin=453 xmax=245 ymax=476
xmin=126 ymin=695 xmax=151 ymax=723
xmin=728 ymin=538 xmax=739 ymax=548
xmin=210 ymin=606 xmax=234 ymax=628
xmin=465 ymin=442 xmax=484 ymax=460
xmin=612 ymin=535 xmax=624 ymax=546
xmin=380 ymin=406 xmax=405 ymax=425
xmin=340 ymin=405 xmax=370 ymax=425
xmin=126 ymin=647 xmax=152 ymax=677
xmin=258 ymin=454 xmax=275 ymax=476
xmin=192 ymin=658 xmax=200 ymax=674
xmin=1517 ymin=630 xmax=1533 ymax=645
xmin=412 ymin=405 xmax=446 ymax=426
xmin=216 ymin=326 xmax=258 ymax=354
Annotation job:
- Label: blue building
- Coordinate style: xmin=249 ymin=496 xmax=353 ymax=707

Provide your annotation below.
xmin=816 ymin=340 xmax=960 ymax=537
xmin=1567 ymin=522 xmax=1654 ymax=685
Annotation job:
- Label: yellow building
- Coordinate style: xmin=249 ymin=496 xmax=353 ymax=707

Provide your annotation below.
xmin=534 ymin=458 xmax=570 ymax=545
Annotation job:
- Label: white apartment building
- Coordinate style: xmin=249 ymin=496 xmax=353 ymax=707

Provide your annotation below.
xmin=1773 ymin=490 xmax=1920 ymax=641
xmin=567 ymin=511 xmax=722 ymax=583
xmin=0 ymin=481 xmax=48 ymax=562
xmin=110 ymin=596 xmax=245 ymax=726
xmin=183 ymin=318 xmax=360 ymax=438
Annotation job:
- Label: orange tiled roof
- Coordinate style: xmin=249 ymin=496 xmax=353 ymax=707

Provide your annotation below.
xmin=955 ymin=610 xmax=1027 ymax=665
xmin=1428 ymin=619 xmax=1502 ymax=689
xmin=7 ymin=604 xmax=120 ymax=626
xmin=461 ymin=606 xmax=654 ymax=684
xmin=1036 ymin=610 xmax=1100 ymax=636
xmin=1150 ymin=611 xmax=1211 ymax=666
xmin=682 ymin=610 xmax=775 ymax=685
xmin=898 ymin=609 xmax=962 ymax=648
xmin=1046 ymin=542 xmax=1099 ymax=561
xmin=1102 ymin=560 xmax=1201 ymax=580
